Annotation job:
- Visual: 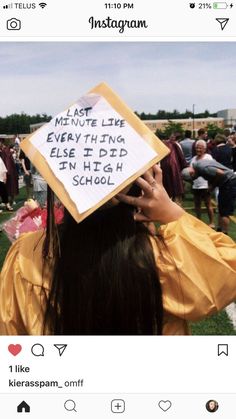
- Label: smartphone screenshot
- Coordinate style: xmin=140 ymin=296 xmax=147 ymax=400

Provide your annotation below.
xmin=0 ymin=1 xmax=236 ymax=417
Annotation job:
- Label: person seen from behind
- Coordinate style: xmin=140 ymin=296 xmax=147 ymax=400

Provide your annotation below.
xmin=227 ymin=133 xmax=236 ymax=172
xmin=212 ymin=133 xmax=232 ymax=169
xmin=19 ymin=149 xmax=32 ymax=199
xmin=0 ymin=140 xmax=18 ymax=206
xmin=161 ymin=132 xmax=187 ymax=205
xmin=179 ymin=130 xmax=194 ymax=164
xmin=190 ymin=140 xmax=215 ymax=227
xmin=0 ymin=156 xmax=13 ymax=212
xmin=2 ymin=165 xmax=236 ymax=335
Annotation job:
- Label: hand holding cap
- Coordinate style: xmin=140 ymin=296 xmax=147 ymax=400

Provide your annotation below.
xmin=117 ymin=165 xmax=185 ymax=224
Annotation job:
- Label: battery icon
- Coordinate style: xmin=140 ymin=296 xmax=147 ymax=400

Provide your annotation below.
xmin=213 ymin=2 xmax=228 ymax=8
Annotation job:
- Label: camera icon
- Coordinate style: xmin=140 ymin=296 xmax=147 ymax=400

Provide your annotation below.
xmin=6 ymin=18 xmax=21 ymax=30
xmin=189 ymin=2 xmax=195 ymax=8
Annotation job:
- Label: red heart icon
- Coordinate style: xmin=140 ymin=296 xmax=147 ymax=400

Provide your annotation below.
xmin=8 ymin=344 xmax=22 ymax=356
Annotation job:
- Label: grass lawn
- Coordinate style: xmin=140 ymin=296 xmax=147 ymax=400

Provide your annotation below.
xmin=0 ymin=186 xmax=236 ymax=335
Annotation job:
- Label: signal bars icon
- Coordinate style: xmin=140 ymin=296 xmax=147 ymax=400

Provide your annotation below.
xmin=3 ymin=3 xmax=13 ymax=8
xmin=3 ymin=2 xmax=47 ymax=8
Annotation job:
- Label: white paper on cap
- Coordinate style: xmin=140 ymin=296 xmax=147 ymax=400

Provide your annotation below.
xmin=30 ymin=94 xmax=158 ymax=213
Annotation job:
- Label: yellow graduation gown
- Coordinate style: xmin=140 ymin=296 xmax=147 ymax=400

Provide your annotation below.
xmin=0 ymin=212 xmax=236 ymax=335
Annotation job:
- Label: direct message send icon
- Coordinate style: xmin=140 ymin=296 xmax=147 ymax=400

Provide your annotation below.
xmin=216 ymin=18 xmax=229 ymax=30
xmin=54 ymin=344 xmax=67 ymax=356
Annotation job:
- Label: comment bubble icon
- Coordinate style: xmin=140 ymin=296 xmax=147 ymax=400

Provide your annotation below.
xmin=31 ymin=343 xmax=45 ymax=357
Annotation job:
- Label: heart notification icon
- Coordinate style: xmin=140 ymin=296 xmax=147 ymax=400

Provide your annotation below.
xmin=8 ymin=344 xmax=22 ymax=356
xmin=158 ymin=400 xmax=172 ymax=412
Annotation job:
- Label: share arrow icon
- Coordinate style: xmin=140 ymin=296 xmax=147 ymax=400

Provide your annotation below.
xmin=54 ymin=344 xmax=67 ymax=356
xmin=216 ymin=18 xmax=229 ymax=30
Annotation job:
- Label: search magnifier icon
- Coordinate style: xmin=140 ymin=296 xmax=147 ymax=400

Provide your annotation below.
xmin=64 ymin=399 xmax=77 ymax=412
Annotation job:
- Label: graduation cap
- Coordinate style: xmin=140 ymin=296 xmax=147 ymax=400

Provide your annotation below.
xmin=21 ymin=82 xmax=169 ymax=223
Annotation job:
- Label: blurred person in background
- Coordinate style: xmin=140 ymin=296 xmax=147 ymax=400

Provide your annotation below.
xmin=19 ymin=149 xmax=32 ymax=199
xmin=14 ymin=134 xmax=21 ymax=148
xmin=192 ymin=128 xmax=208 ymax=156
xmin=212 ymin=133 xmax=232 ymax=169
xmin=227 ymin=133 xmax=236 ymax=172
xmin=206 ymin=133 xmax=216 ymax=155
xmin=182 ymin=158 xmax=236 ymax=235
xmin=179 ymin=130 xmax=195 ymax=164
xmin=190 ymin=140 xmax=215 ymax=227
xmin=31 ymin=165 xmax=47 ymax=208
xmin=161 ymin=132 xmax=187 ymax=205
xmin=0 ymin=140 xmax=19 ymax=206
xmin=14 ymin=146 xmax=22 ymax=178
xmin=0 ymin=156 xmax=13 ymax=212
xmin=211 ymin=133 xmax=232 ymax=212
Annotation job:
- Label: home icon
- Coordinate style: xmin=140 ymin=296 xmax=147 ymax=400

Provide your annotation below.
xmin=17 ymin=401 xmax=30 ymax=413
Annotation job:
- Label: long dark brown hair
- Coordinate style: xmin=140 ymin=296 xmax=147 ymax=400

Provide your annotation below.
xmin=43 ymin=185 xmax=163 ymax=335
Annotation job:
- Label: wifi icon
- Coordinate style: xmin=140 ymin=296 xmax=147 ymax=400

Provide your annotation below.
xmin=39 ymin=2 xmax=47 ymax=8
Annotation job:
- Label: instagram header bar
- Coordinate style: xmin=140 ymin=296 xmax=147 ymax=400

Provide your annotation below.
xmin=0 ymin=0 xmax=236 ymax=40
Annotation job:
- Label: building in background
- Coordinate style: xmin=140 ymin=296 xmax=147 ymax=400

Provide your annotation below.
xmin=143 ymin=117 xmax=224 ymax=134
xmin=2 ymin=109 xmax=236 ymax=140
xmin=30 ymin=122 xmax=46 ymax=133
xmin=217 ymin=109 xmax=236 ymax=128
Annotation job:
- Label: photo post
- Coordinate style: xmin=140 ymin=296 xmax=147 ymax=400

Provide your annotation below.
xmin=0 ymin=1 xmax=236 ymax=417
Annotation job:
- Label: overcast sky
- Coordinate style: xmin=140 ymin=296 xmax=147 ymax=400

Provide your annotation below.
xmin=0 ymin=42 xmax=235 ymax=117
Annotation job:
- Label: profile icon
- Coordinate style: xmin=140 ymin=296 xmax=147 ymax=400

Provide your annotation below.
xmin=206 ymin=400 xmax=219 ymax=413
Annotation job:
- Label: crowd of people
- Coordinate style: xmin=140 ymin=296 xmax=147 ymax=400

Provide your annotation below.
xmin=1 ymin=127 xmax=236 ymax=336
xmin=160 ymin=127 xmax=236 ymax=235
xmin=1 ymin=128 xmax=236 ymax=235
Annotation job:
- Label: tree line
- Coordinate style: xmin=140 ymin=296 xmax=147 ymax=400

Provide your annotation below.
xmin=0 ymin=110 xmax=218 ymax=135
xmin=0 ymin=113 xmax=52 ymax=135
xmin=135 ymin=109 xmax=217 ymax=120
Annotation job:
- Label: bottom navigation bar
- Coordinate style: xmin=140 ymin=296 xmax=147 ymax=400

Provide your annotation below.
xmin=0 ymin=393 xmax=234 ymax=418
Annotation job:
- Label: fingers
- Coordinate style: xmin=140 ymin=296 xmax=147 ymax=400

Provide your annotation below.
xmin=142 ymin=169 xmax=156 ymax=185
xmin=134 ymin=212 xmax=150 ymax=222
xmin=142 ymin=165 xmax=162 ymax=187
xmin=135 ymin=177 xmax=153 ymax=197
xmin=153 ymin=164 xmax=163 ymax=185
xmin=117 ymin=164 xmax=162 ymax=207
xmin=116 ymin=193 xmax=139 ymax=207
